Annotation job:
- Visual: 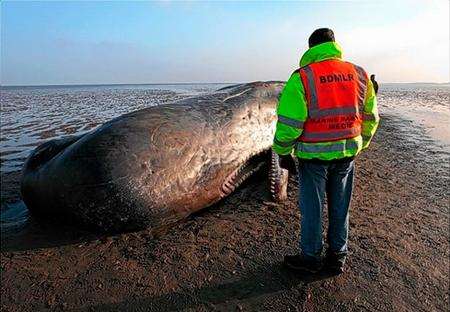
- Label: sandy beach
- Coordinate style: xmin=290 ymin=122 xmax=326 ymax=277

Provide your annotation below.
xmin=1 ymin=109 xmax=448 ymax=311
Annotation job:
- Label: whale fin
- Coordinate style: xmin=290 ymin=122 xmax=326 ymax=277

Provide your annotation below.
xmin=23 ymin=135 xmax=83 ymax=171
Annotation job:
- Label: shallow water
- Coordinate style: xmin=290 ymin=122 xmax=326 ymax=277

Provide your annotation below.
xmin=1 ymin=84 xmax=228 ymax=174
xmin=379 ymin=83 xmax=450 ymax=148
xmin=1 ymin=82 xmax=449 ymax=236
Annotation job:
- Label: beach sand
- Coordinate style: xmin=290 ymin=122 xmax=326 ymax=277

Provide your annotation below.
xmin=1 ymin=113 xmax=448 ymax=311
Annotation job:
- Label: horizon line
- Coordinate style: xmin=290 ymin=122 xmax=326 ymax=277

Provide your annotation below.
xmin=1 ymin=81 xmax=449 ymax=88
xmin=0 ymin=82 xmax=240 ymax=88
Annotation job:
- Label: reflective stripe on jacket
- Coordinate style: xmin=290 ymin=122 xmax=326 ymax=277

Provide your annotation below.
xmin=272 ymin=41 xmax=380 ymax=161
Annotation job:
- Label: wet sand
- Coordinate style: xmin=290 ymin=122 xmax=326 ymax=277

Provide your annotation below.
xmin=1 ymin=113 xmax=449 ymax=311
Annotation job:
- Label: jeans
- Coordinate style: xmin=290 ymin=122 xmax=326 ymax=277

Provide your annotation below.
xmin=298 ymin=159 xmax=355 ymax=260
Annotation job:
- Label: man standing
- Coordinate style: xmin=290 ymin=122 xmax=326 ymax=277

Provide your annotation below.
xmin=273 ymin=28 xmax=379 ymax=274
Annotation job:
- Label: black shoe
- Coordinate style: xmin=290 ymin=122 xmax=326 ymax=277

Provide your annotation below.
xmin=324 ymin=251 xmax=346 ymax=274
xmin=283 ymin=254 xmax=322 ymax=273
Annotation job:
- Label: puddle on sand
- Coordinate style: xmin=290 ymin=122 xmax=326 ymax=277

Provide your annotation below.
xmin=0 ymin=201 xmax=29 ymax=236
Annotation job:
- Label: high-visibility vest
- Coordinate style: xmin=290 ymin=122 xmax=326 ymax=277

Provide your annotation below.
xmin=298 ymin=59 xmax=368 ymax=143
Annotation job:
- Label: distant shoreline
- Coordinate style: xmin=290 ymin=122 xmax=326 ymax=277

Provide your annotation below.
xmin=1 ymin=81 xmax=449 ymax=90
xmin=0 ymin=82 xmax=240 ymax=90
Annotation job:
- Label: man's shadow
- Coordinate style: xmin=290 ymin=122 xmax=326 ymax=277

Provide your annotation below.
xmin=80 ymin=262 xmax=339 ymax=312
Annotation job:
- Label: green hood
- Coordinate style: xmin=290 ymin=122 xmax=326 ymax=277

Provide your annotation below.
xmin=299 ymin=41 xmax=343 ymax=67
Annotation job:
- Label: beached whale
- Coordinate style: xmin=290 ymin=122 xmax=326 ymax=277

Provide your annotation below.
xmin=20 ymin=82 xmax=288 ymax=232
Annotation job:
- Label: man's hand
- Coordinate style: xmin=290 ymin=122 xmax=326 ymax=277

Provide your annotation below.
xmin=279 ymin=154 xmax=297 ymax=174
xmin=370 ymin=74 xmax=378 ymax=94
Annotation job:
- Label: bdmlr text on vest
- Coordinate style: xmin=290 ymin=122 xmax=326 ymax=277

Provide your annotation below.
xmin=319 ymin=73 xmax=354 ymax=83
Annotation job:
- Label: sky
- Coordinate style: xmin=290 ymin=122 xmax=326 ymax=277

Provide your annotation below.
xmin=1 ymin=0 xmax=449 ymax=86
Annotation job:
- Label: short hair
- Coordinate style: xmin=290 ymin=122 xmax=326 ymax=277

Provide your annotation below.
xmin=308 ymin=28 xmax=335 ymax=48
